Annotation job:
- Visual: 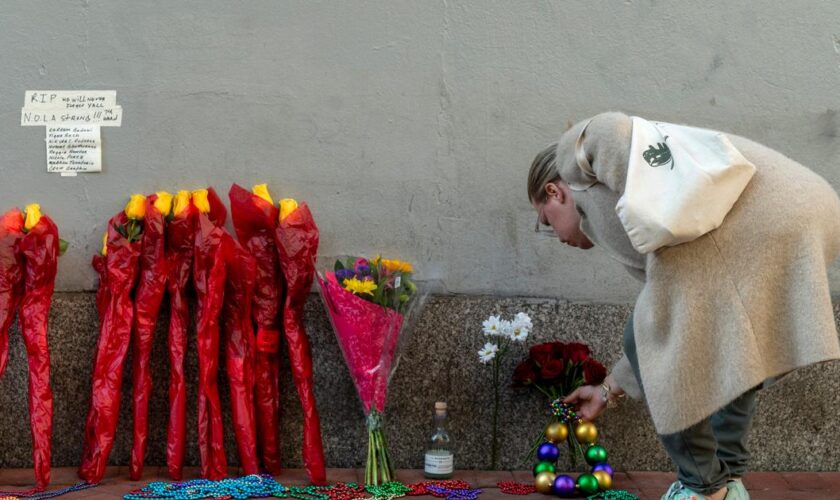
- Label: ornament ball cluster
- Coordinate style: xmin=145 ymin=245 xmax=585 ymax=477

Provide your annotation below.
xmin=533 ymin=419 xmax=614 ymax=497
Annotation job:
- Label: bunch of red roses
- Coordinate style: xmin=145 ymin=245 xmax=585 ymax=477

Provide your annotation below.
xmin=513 ymin=341 xmax=607 ymax=404
xmin=513 ymin=341 xmax=607 ymax=466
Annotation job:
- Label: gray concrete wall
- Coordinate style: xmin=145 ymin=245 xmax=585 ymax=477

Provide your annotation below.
xmin=0 ymin=293 xmax=838 ymax=471
xmin=1 ymin=1 xmax=840 ymax=301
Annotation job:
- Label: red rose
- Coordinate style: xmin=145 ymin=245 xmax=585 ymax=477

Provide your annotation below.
xmin=529 ymin=343 xmax=556 ymax=366
xmin=549 ymin=341 xmax=567 ymax=357
xmin=512 ymin=359 xmax=538 ymax=386
xmin=583 ymin=358 xmax=607 ymax=385
xmin=539 ymin=358 xmax=565 ymax=381
xmin=564 ymin=342 xmax=591 ymax=364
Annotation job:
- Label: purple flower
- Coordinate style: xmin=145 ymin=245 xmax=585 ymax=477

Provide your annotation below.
xmin=354 ymin=258 xmax=371 ymax=276
xmin=336 ymin=269 xmax=355 ymax=282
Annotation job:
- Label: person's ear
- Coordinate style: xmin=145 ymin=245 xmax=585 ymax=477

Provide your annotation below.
xmin=544 ymin=182 xmax=566 ymax=203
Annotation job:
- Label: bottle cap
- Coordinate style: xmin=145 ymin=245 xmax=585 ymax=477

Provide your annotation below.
xmin=435 ymin=401 xmax=447 ymax=411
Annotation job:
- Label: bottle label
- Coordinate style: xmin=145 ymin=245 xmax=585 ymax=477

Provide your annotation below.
xmin=424 ymin=452 xmax=454 ymax=474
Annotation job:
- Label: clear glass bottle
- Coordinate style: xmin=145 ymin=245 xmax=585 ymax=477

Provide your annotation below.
xmin=424 ymin=401 xmax=454 ymax=479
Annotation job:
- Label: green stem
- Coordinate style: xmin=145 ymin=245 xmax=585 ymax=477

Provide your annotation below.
xmin=366 ymin=429 xmax=373 ymax=485
xmin=491 ymin=355 xmax=500 ymax=470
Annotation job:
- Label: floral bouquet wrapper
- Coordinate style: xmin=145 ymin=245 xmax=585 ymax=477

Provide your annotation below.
xmin=317 ymin=256 xmax=428 ymax=485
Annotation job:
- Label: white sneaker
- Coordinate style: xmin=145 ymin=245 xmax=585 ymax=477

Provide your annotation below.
xmin=724 ymin=479 xmax=749 ymax=500
xmin=661 ymin=481 xmax=730 ymax=500
xmin=661 ymin=481 xmax=708 ymax=500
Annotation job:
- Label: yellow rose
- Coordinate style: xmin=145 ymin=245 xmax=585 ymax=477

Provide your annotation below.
xmin=101 ymin=232 xmax=108 ymax=256
xmin=252 ymin=184 xmax=274 ymax=205
xmin=192 ymin=189 xmax=210 ymax=214
xmin=279 ymin=198 xmax=298 ymax=222
xmin=23 ymin=203 xmax=42 ymax=231
xmin=125 ymin=194 xmax=147 ymax=220
xmin=154 ymin=191 xmax=173 ymax=216
xmin=172 ymin=190 xmax=191 ymax=217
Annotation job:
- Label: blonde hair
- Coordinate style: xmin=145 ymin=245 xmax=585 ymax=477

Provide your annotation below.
xmin=528 ymin=143 xmax=560 ymax=203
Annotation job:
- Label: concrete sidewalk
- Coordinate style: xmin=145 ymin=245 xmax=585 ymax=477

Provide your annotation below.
xmin=0 ymin=468 xmax=838 ymax=499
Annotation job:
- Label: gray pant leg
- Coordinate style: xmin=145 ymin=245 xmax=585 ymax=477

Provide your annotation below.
xmin=623 ymin=312 xmax=730 ymax=494
xmin=710 ymin=388 xmax=758 ymax=478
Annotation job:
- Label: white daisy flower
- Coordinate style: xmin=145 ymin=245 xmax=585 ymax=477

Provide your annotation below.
xmin=499 ymin=320 xmax=515 ymax=339
xmin=512 ymin=312 xmax=533 ymax=331
xmin=482 ymin=315 xmax=502 ymax=336
xmin=478 ymin=342 xmax=499 ymax=364
xmin=510 ymin=326 xmax=529 ymax=343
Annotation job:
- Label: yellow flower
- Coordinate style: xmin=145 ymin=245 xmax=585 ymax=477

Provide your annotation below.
xmin=125 ymin=194 xmax=147 ymax=220
xmin=101 ymin=232 xmax=108 ymax=256
xmin=252 ymin=184 xmax=274 ymax=205
xmin=192 ymin=189 xmax=210 ymax=214
xmin=381 ymin=258 xmax=413 ymax=274
xmin=279 ymin=198 xmax=298 ymax=222
xmin=172 ymin=190 xmax=191 ymax=217
xmin=23 ymin=203 xmax=42 ymax=231
xmin=342 ymin=277 xmax=377 ymax=296
xmin=154 ymin=191 xmax=173 ymax=216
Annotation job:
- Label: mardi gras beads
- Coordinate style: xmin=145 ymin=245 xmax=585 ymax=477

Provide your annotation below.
xmin=426 ymin=484 xmax=482 ymax=500
xmin=407 ymin=480 xmax=472 ymax=496
xmin=533 ymin=402 xmax=615 ymax=498
xmin=366 ymin=481 xmax=412 ymax=499
xmin=497 ymin=481 xmax=536 ymax=495
xmin=0 ymin=483 xmax=97 ymax=500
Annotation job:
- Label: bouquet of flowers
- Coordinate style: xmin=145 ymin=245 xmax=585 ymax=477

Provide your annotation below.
xmin=512 ymin=341 xmax=607 ymax=466
xmin=0 ymin=204 xmax=64 ymax=491
xmin=229 ymin=183 xmax=284 ymax=476
xmin=80 ymin=195 xmax=146 ymax=484
xmin=129 ymin=193 xmax=172 ymax=480
xmin=317 ymin=255 xmax=427 ymax=485
xmin=275 ymin=197 xmax=326 ymax=485
xmin=163 ymin=191 xmax=197 ymax=480
xmin=192 ymin=188 xmax=233 ymax=480
xmin=476 ymin=312 xmax=531 ymax=469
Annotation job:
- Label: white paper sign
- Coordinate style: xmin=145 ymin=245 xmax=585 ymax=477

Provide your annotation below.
xmin=46 ymin=126 xmax=102 ymax=175
xmin=22 ymin=90 xmax=121 ymax=175
xmin=21 ymin=90 xmax=122 ymax=126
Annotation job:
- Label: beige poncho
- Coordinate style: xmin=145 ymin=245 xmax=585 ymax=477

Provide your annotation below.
xmin=555 ymin=112 xmax=840 ymax=434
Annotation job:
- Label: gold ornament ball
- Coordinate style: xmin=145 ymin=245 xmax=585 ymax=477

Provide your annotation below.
xmin=574 ymin=422 xmax=599 ymax=444
xmin=534 ymin=472 xmax=557 ymax=494
xmin=545 ymin=422 xmax=569 ymax=443
xmin=592 ymin=470 xmax=613 ymax=490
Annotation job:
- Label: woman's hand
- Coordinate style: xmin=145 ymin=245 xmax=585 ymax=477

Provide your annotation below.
xmin=563 ymin=385 xmax=608 ymax=421
xmin=563 ymin=375 xmax=624 ymax=421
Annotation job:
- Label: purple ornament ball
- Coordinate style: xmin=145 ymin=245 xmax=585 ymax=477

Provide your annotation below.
xmin=536 ymin=442 xmax=560 ymax=462
xmin=592 ymin=463 xmax=614 ymax=476
xmin=552 ymin=475 xmax=576 ymax=497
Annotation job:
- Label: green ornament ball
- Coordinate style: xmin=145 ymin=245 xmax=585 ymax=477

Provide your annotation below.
xmin=576 ymin=473 xmax=600 ymax=495
xmin=533 ymin=461 xmax=556 ymax=476
xmin=585 ymin=445 xmax=608 ymax=465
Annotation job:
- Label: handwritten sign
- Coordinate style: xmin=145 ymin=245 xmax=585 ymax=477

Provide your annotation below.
xmin=22 ymin=91 xmax=121 ymax=175
xmin=46 ymin=126 xmax=101 ymax=176
xmin=21 ymin=91 xmax=122 ymax=126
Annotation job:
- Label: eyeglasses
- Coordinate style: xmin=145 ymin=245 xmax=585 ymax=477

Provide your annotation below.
xmin=534 ymin=207 xmax=556 ymax=237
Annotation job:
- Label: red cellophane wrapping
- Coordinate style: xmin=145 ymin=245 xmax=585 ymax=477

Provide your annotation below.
xmin=79 ymin=212 xmax=141 ymax=484
xmin=164 ymin=197 xmax=196 ymax=480
xmin=193 ymin=188 xmax=230 ymax=480
xmin=0 ymin=208 xmax=25 ymax=380
xmin=276 ymin=202 xmax=326 ymax=485
xmin=222 ymin=235 xmax=259 ymax=475
xmin=129 ymin=196 xmax=168 ymax=480
xmin=229 ymin=184 xmax=283 ymax=474
xmin=17 ymin=213 xmax=60 ymax=490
